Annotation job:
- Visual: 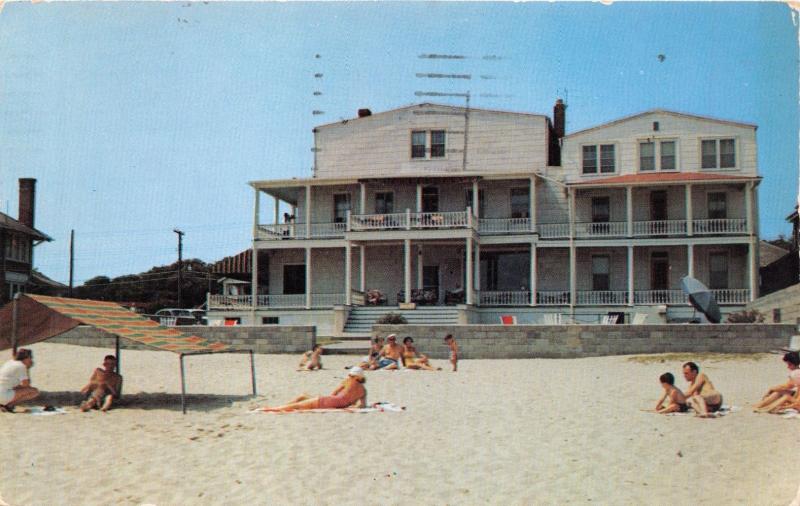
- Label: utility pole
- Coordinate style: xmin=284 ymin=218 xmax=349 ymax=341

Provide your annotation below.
xmin=68 ymin=229 xmax=74 ymax=297
xmin=173 ymin=229 xmax=184 ymax=307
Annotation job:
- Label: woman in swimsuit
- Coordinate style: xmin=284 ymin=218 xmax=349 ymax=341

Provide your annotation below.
xmin=402 ymin=337 xmax=438 ymax=371
xmin=682 ymin=362 xmax=723 ymax=418
xmin=654 ymin=372 xmax=689 ymax=414
xmin=754 ymin=352 xmax=800 ymax=413
xmin=262 ymin=367 xmax=367 ymax=412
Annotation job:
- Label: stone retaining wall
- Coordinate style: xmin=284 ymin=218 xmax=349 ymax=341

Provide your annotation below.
xmin=50 ymin=325 xmax=315 ymax=354
xmin=373 ymin=324 xmax=796 ymax=359
xmin=748 ymin=283 xmax=800 ymax=324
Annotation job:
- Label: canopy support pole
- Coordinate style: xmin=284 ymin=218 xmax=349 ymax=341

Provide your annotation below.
xmin=11 ymin=294 xmax=18 ymax=356
xmin=180 ymin=353 xmax=187 ymax=414
xmin=115 ymin=336 xmax=121 ymax=374
xmin=249 ymin=350 xmax=257 ymax=395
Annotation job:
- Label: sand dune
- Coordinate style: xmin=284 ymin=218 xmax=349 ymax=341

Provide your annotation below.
xmin=0 ymin=343 xmax=797 ymax=505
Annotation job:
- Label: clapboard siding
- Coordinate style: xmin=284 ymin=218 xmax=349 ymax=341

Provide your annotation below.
xmin=561 ymin=112 xmax=757 ymax=182
xmin=314 ymin=105 xmax=549 ymax=179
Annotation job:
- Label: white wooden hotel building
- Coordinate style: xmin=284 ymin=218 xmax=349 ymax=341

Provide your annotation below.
xmin=207 ymin=101 xmax=760 ymax=333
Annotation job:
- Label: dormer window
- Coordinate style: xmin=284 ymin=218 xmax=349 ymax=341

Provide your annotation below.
xmin=411 ymin=130 xmax=446 ymax=159
xmin=701 ymin=138 xmax=736 ymax=169
xmin=582 ymin=144 xmax=615 ymax=174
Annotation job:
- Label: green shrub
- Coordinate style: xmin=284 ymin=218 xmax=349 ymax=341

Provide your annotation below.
xmin=726 ymin=309 xmax=765 ymax=323
xmin=375 ymin=312 xmax=407 ymax=325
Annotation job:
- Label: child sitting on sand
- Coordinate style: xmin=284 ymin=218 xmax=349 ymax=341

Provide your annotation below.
xmin=654 ymin=372 xmax=689 ymax=414
xmin=298 ymin=344 xmax=323 ymax=371
xmin=444 ymin=334 xmax=458 ymax=372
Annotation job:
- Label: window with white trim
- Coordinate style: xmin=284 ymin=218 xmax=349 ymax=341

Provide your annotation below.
xmin=375 ymin=192 xmax=394 ymax=214
xmin=592 ymin=255 xmax=610 ymax=291
xmin=411 ymin=131 xmax=426 ymax=158
xmin=701 ymin=138 xmax=736 ymax=169
xmin=707 ymin=192 xmax=727 ymax=220
xmin=430 ymin=130 xmax=446 ymax=158
xmin=4 ymin=235 xmax=31 ymax=263
xmin=709 ymin=253 xmax=728 ymax=289
xmin=411 ymin=130 xmax=446 ymax=159
xmin=582 ymin=144 xmax=615 ymax=174
xmin=639 ymin=140 xmax=676 ymax=171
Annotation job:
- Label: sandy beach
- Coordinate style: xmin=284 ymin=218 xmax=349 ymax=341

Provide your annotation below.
xmin=0 ymin=342 xmax=798 ymax=505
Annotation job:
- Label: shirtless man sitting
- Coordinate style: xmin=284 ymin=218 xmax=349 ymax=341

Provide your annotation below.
xmin=376 ymin=334 xmax=403 ymax=370
xmin=80 ymin=355 xmax=123 ymax=412
xmin=682 ymin=361 xmax=723 ymax=418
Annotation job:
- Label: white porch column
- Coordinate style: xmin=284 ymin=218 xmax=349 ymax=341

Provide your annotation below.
xmin=273 ymin=196 xmax=279 ymax=225
xmin=253 ymin=187 xmax=261 ymax=237
xmin=416 ymin=245 xmax=423 ymax=289
xmin=627 ymin=245 xmax=634 ymax=306
xmin=626 ymin=186 xmax=633 ymax=238
xmin=345 ymin=242 xmax=352 ymax=305
xmin=685 ymin=184 xmax=693 ymax=236
xmin=305 ymin=247 xmax=312 ymax=309
xmin=466 ymin=238 xmax=473 ymax=305
xmin=472 ymin=180 xmax=479 ymax=218
xmin=569 ymin=245 xmax=576 ymax=307
xmin=748 ymin=239 xmax=758 ymax=301
xmin=359 ymin=245 xmax=366 ymax=291
xmin=251 ymin=244 xmax=258 ymax=314
xmin=360 ymin=182 xmax=366 ymax=215
xmin=305 ymin=185 xmax=311 ymax=239
xmin=745 ymin=182 xmax=754 ymax=236
xmin=568 ymin=188 xmax=576 ymax=239
xmin=474 ymin=242 xmax=481 ymax=291
xmin=416 ymin=183 xmax=423 ymax=213
xmin=687 ymin=244 xmax=694 ymax=278
xmin=404 ymin=239 xmax=412 ymax=304
xmin=530 ymin=177 xmax=537 ymax=232
xmin=530 ymin=242 xmax=537 ymax=306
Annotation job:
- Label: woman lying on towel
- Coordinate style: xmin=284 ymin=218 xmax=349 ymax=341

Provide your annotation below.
xmin=262 ymin=367 xmax=367 ymax=412
xmin=754 ymin=352 xmax=800 ymax=413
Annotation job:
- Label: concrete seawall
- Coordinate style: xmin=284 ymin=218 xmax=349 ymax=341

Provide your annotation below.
xmin=50 ymin=325 xmax=316 ymax=354
xmin=373 ymin=324 xmax=796 ymax=359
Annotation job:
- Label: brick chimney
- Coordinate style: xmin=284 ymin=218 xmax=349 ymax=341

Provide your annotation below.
xmin=553 ymin=99 xmax=566 ymax=139
xmin=358 ymin=108 xmax=372 ymax=118
xmin=18 ymin=178 xmax=36 ymax=228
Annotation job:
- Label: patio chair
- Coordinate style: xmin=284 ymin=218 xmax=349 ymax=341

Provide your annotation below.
xmin=631 ymin=313 xmax=648 ymax=325
xmin=500 ymin=315 xmax=517 ymax=325
xmin=542 ymin=313 xmax=562 ymax=325
xmin=601 ymin=314 xmax=619 ymax=325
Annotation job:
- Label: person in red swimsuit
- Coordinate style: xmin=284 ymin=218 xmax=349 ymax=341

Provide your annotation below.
xmin=262 ymin=367 xmax=367 ymax=412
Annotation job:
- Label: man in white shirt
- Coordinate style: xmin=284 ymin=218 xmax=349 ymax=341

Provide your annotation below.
xmin=0 ymin=348 xmax=39 ymax=412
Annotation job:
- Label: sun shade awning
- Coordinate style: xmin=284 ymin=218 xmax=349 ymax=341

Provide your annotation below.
xmin=0 ymin=294 xmax=230 ymax=354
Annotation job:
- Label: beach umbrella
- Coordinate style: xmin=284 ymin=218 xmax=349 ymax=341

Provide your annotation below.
xmin=680 ymin=276 xmax=721 ymax=324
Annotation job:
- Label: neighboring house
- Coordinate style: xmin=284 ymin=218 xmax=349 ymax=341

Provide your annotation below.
xmin=0 ymin=179 xmax=53 ymax=304
xmin=207 ymin=102 xmax=761 ymax=332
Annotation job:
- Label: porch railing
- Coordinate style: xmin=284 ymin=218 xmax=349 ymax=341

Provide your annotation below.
xmin=310 ymin=222 xmax=347 ymax=238
xmin=413 ymin=211 xmax=469 ymax=229
xmin=711 ymin=289 xmax=750 ymax=304
xmin=693 ymin=219 xmax=747 ymax=235
xmin=256 ymin=222 xmax=344 ymax=240
xmin=478 ymin=218 xmax=532 ymax=235
xmin=208 ymin=294 xmax=252 ymax=309
xmin=633 ymin=290 xmax=687 ymax=305
xmin=632 ymin=220 xmax=687 ymax=236
xmin=576 ymin=290 xmax=629 ymax=305
xmin=478 ymin=290 xmax=530 ymax=306
xmin=537 ymin=290 xmax=571 ymax=305
xmin=538 ymin=223 xmax=570 ymax=239
xmin=350 ymin=212 xmax=407 ymax=231
xmin=311 ymin=293 xmax=346 ymax=307
xmin=575 ymin=222 xmax=627 ymax=238
xmin=256 ymin=294 xmax=306 ymax=308
xmin=350 ymin=290 xmax=366 ymax=306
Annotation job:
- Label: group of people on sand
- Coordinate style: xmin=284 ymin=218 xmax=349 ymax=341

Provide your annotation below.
xmin=357 ymin=333 xmax=458 ymax=372
xmin=655 ymin=352 xmax=800 ymax=417
xmin=655 ymin=361 xmax=723 ymax=417
xmin=271 ymin=333 xmax=459 ymax=412
xmin=0 ymin=348 xmax=122 ymax=413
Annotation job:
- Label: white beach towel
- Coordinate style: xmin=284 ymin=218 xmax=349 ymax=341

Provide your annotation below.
xmin=661 ymin=404 xmax=739 ymax=417
xmin=27 ymin=406 xmax=67 ymax=416
xmin=251 ymin=402 xmax=405 ymax=414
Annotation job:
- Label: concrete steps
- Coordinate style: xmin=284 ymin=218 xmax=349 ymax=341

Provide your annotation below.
xmin=343 ymin=306 xmax=459 ymax=334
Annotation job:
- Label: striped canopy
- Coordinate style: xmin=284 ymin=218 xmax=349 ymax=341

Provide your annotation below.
xmin=0 ymin=294 xmax=230 ymax=354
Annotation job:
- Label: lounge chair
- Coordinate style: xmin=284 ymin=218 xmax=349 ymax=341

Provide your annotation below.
xmin=500 ymin=315 xmax=517 ymax=325
xmin=542 ymin=313 xmax=562 ymax=325
xmin=600 ymin=314 xmax=619 ymax=325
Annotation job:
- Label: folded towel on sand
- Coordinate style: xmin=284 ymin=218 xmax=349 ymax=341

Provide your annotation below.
xmin=780 ymin=408 xmax=800 ymax=419
xmin=252 ymin=402 xmax=405 ymax=414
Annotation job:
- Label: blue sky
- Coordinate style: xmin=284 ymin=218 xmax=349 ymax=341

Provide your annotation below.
xmin=0 ymin=2 xmax=796 ymax=284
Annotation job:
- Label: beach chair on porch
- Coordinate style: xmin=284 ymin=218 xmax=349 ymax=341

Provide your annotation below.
xmin=500 ymin=315 xmax=517 ymax=325
xmin=601 ymin=314 xmax=619 ymax=325
xmin=542 ymin=313 xmax=562 ymax=325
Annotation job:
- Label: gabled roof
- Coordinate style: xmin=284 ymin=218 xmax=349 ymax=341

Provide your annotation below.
xmin=569 ymin=172 xmax=759 ymax=187
xmin=313 ymin=102 xmax=548 ymax=130
xmin=565 ymin=109 xmax=757 ymax=138
xmin=0 ymin=212 xmax=52 ymax=241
